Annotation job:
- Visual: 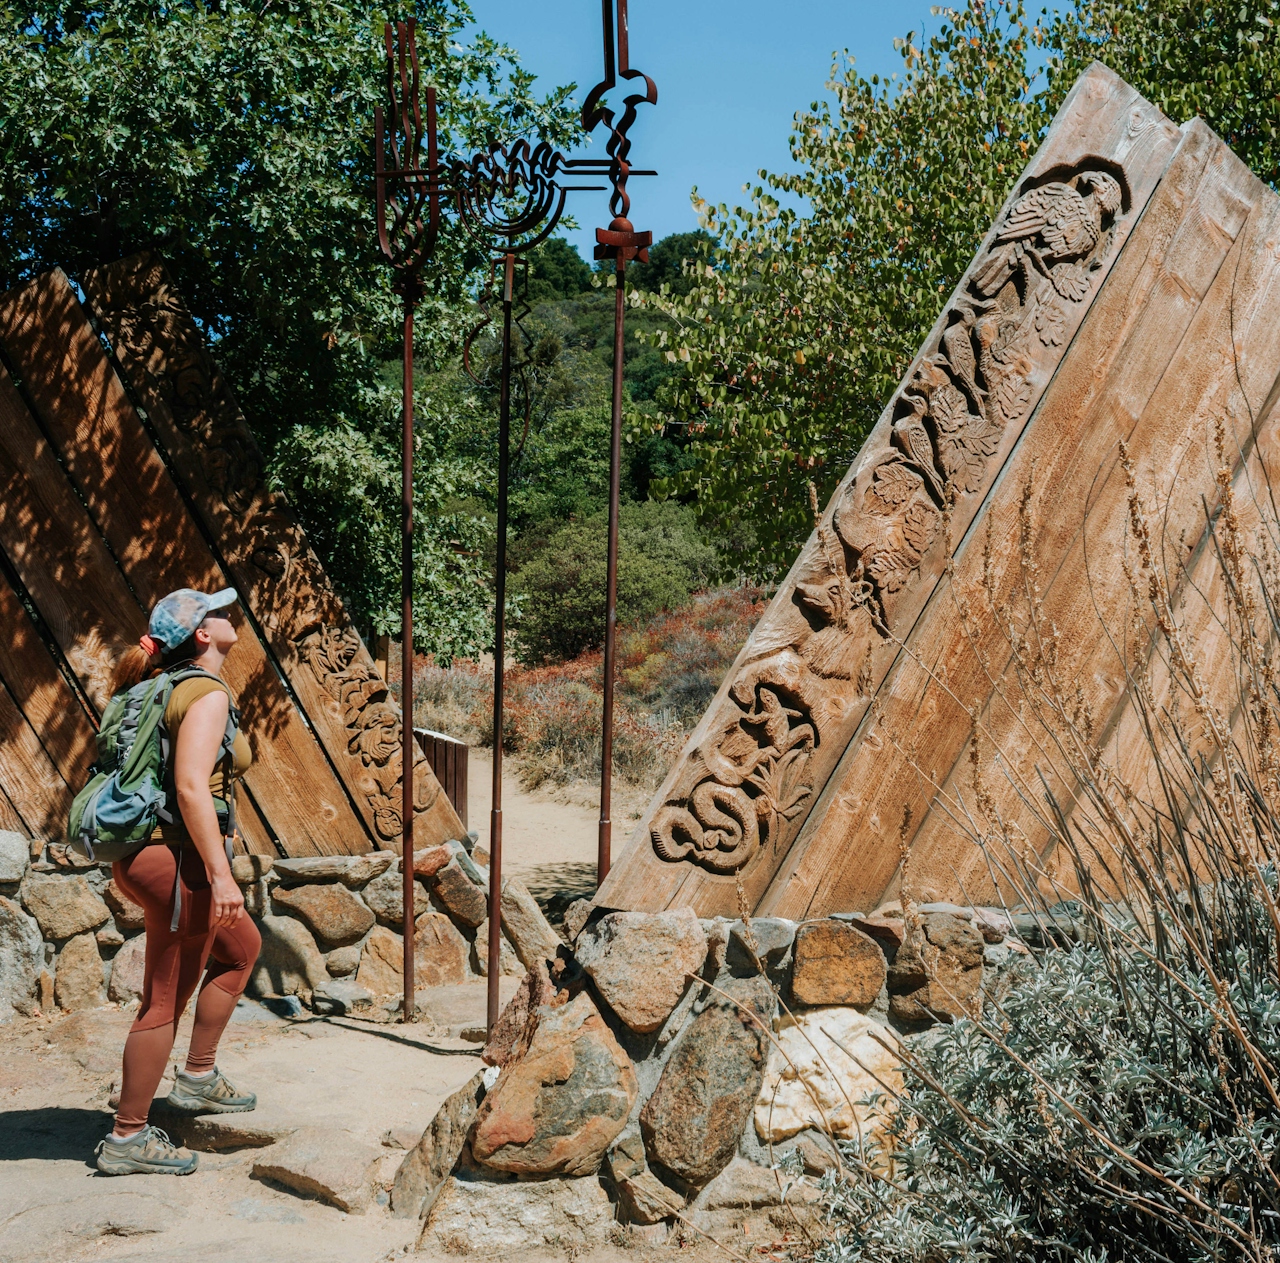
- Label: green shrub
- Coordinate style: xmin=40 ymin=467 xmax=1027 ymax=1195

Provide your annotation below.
xmin=511 ymin=501 xmax=714 ymax=664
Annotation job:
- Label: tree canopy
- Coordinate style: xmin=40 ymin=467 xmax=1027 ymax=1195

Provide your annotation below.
xmin=644 ymin=0 xmax=1280 ymax=576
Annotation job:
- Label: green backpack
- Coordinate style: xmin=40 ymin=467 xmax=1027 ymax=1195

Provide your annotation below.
xmin=67 ymin=667 xmax=241 ymax=916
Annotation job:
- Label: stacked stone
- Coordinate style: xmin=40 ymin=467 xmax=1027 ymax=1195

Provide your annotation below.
xmin=398 ymin=896 xmax=1035 ymax=1251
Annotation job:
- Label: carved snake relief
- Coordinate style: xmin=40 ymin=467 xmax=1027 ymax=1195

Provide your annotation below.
xmin=651 ymin=781 xmax=760 ymax=872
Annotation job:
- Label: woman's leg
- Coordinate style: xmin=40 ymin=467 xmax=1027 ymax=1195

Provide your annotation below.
xmin=184 ymin=915 xmax=262 ymax=1074
xmin=111 ymin=846 xmax=214 ymax=1136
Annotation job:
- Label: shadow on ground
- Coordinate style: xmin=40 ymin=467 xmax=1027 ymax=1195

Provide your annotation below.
xmin=520 ymin=861 xmax=598 ymax=934
xmin=0 ymin=1107 xmax=111 ymax=1163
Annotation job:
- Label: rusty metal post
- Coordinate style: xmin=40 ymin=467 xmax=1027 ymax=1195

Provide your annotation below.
xmin=488 ymin=250 xmax=515 ymax=1030
xmin=375 ymin=18 xmax=439 ymax=1023
xmin=585 ymin=0 xmax=656 ymax=888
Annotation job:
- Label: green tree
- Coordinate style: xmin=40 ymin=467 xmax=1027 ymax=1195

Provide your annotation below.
xmin=526 ymin=236 xmax=594 ymax=302
xmin=0 ymin=0 xmax=578 ymax=660
xmin=645 ymin=0 xmax=1280 ymax=577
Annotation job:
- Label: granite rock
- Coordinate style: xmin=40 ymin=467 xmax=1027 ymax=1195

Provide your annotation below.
xmin=432 ymin=861 xmax=487 ymax=928
xmin=725 ymin=918 xmax=795 ymax=980
xmin=414 ymin=912 xmax=471 ymax=988
xmin=0 ymin=831 xmax=29 ymax=883
xmin=21 ymin=874 xmax=110 ymax=940
xmin=0 ymin=895 xmax=42 ymax=1017
xmin=103 ymin=880 xmax=145 ymax=932
xmin=891 ymin=914 xmax=984 ymax=1024
xmin=471 ymin=990 xmax=637 ymax=1176
xmin=108 ymin=932 xmax=147 ymax=1004
xmin=271 ymin=882 xmax=375 ymax=948
xmin=95 ymin=920 xmax=124 ymax=949
xmin=563 ymin=898 xmax=594 ymax=942
xmin=363 ymin=870 xmax=428 ymax=926
xmin=392 ymin=1070 xmax=486 ymax=1219
xmin=607 ymin=1129 xmax=682 ymax=1224
xmin=483 ymin=961 xmax=559 ymax=1068
xmin=54 ymin=932 xmax=105 ymax=1011
xmin=790 ymin=919 xmax=886 ymax=1008
xmin=250 ymin=914 xmax=329 ymax=1002
xmin=271 ymin=853 xmax=392 ymax=887
xmin=325 ymin=945 xmax=361 ymax=977
xmin=755 ymin=1007 xmax=901 ymax=1152
xmin=640 ymin=975 xmax=775 ymax=1189
xmin=411 ymin=845 xmax=452 ymax=880
xmin=230 ymin=855 xmax=274 ymax=885
xmin=355 ymin=925 xmax=406 ymax=999
xmin=472 ymin=918 xmax=522 ymax=977
xmin=251 ymin=1126 xmax=380 ymax=1214
xmin=310 ymin=979 xmax=374 ymax=1017
xmin=576 ymin=908 xmax=707 ymax=1033
xmin=499 ymin=878 xmax=561 ymax=971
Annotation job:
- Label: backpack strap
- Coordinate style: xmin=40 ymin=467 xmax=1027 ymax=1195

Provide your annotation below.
xmin=157 ymin=667 xmax=243 ymax=934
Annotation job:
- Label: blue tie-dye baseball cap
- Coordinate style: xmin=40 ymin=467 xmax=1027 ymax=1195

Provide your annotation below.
xmin=148 ymin=588 xmax=239 ymax=650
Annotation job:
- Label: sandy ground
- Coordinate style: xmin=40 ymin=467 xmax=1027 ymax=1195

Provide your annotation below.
xmin=465 ymin=752 xmax=653 ymax=926
xmin=0 ymin=994 xmax=732 ymax=1263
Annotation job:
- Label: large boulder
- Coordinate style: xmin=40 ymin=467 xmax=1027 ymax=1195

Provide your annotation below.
xmin=431 ymin=860 xmax=487 ymax=928
xmin=108 ymin=932 xmax=147 ymax=1003
xmin=499 ymin=878 xmax=561 ymax=971
xmin=363 ymin=870 xmax=428 ymax=926
xmin=890 ymin=913 xmax=984 ymax=1024
xmin=575 ymin=908 xmax=707 ymax=1034
xmin=20 ymin=873 xmax=110 ymax=940
xmin=392 ymin=1069 xmax=487 ymax=1219
xmin=249 ymin=914 xmax=329 ymax=1002
xmin=640 ymin=975 xmax=775 ymax=1189
xmin=755 ymin=1007 xmax=901 ymax=1152
xmin=355 ymin=925 xmax=405 ymax=999
xmin=271 ymin=853 xmax=393 ymax=887
xmin=790 ymin=919 xmax=886 ymax=1008
xmin=0 ymin=895 xmax=42 ymax=1017
xmin=0 ymin=831 xmax=30 ymax=883
xmin=55 ymin=932 xmax=105 ymax=1011
xmin=103 ymin=879 xmax=145 ymax=932
xmin=471 ymin=990 xmax=637 ymax=1176
xmin=483 ymin=962 xmax=558 ymax=1068
xmin=250 ymin=1125 xmax=380 ymax=1214
xmin=414 ymin=913 xmax=471 ymax=988
xmin=271 ymin=882 xmax=375 ymax=948
xmin=472 ymin=918 xmax=522 ymax=977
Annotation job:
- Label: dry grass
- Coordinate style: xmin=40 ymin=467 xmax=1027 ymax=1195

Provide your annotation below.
xmin=411 ymin=584 xmax=767 ymax=794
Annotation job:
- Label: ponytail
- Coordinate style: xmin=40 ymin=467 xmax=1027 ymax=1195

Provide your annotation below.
xmin=109 ymin=642 xmax=161 ymax=696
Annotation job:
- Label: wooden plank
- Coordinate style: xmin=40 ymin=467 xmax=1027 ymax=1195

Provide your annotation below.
xmin=81 ymin=255 xmax=467 ymax=853
xmin=768 ymin=119 xmax=1261 ymax=916
xmin=0 ymin=556 xmax=97 ymax=786
xmin=596 ymin=63 xmax=1183 ymax=915
xmin=0 ymin=367 xmax=279 ymax=856
xmin=0 ymin=272 xmax=362 ymax=857
xmin=0 ymin=668 xmax=75 ymax=843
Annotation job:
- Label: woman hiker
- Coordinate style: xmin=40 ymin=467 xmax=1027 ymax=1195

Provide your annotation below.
xmin=96 ymin=587 xmax=262 ymax=1176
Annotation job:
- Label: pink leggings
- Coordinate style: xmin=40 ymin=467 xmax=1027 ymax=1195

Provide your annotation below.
xmin=111 ymin=843 xmax=261 ymax=1132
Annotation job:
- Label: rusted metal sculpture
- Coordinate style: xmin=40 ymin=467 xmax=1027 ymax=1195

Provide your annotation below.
xmin=375 ymin=18 xmax=442 ymax=1022
xmin=583 ymin=0 xmax=657 ymax=886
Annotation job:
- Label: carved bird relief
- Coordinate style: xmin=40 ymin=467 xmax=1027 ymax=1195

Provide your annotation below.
xmin=941 ymin=308 xmax=987 ymax=416
xmin=971 ymin=170 xmax=1123 ymax=299
xmin=892 ymin=411 xmax=945 ymax=503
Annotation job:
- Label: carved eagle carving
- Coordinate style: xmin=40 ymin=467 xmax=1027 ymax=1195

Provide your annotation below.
xmin=972 ymin=170 xmax=1122 ymax=298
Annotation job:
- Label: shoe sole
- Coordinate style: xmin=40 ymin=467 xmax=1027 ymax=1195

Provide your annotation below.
xmin=96 ymin=1156 xmax=198 ymax=1176
xmin=164 ymin=1089 xmax=256 ymax=1114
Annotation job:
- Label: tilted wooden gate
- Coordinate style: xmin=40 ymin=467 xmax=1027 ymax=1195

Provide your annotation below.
xmin=0 ymin=253 xmax=465 ymax=859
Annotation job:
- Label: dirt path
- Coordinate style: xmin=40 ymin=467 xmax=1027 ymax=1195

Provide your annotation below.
xmin=465 ymin=752 xmax=652 ymax=927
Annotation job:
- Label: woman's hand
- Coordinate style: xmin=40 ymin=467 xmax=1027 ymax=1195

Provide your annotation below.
xmin=210 ymin=871 xmax=245 ymax=928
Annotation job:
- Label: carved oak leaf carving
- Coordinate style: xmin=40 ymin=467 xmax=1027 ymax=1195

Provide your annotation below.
xmin=869 ymin=460 xmax=921 ymax=512
xmin=865 ymin=546 xmax=915 ymax=593
xmin=992 ymin=356 xmax=1035 ymax=426
xmin=1035 ymin=302 xmax=1068 ymax=346
xmin=902 ymin=500 xmax=940 ymax=555
xmin=930 ymin=383 xmax=972 ymax=435
xmin=1049 ymin=261 xmax=1092 ymax=301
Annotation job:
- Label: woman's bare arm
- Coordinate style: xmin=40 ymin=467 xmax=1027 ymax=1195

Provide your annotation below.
xmin=173 ymin=688 xmax=243 ymax=927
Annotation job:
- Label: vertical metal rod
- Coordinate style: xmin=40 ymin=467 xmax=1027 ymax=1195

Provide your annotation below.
xmin=401 ymin=296 xmax=416 ymax=1023
xmin=488 ymin=251 xmax=515 ymax=1032
xmin=598 ymin=260 xmax=626 ymax=888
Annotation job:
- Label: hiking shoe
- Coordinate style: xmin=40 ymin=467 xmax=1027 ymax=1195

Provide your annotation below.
xmin=95 ymin=1125 xmax=198 ymax=1176
xmin=165 ymin=1066 xmax=257 ymax=1114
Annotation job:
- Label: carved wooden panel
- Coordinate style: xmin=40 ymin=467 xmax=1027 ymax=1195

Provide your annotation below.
xmin=0 ymin=272 xmax=359 ymax=857
xmin=80 ymin=254 xmax=466 ymax=853
xmin=596 ymin=63 xmax=1189 ymax=916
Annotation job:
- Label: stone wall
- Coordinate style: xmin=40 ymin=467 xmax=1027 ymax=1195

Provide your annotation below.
xmin=398 ymin=896 xmax=1039 ymax=1250
xmin=0 ymin=828 xmax=548 ymax=1024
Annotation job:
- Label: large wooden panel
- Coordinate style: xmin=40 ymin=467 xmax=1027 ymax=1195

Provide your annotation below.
xmin=597 ymin=62 xmax=1184 ymax=915
xmin=769 ymin=122 xmax=1266 ymax=915
xmin=0 ymin=272 xmax=361 ymax=857
xmin=0 ymin=367 xmax=278 ymax=856
xmin=81 ymin=255 xmax=466 ymax=853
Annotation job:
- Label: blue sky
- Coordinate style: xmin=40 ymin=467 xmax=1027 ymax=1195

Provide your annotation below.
xmin=467 ymin=1 xmax=941 ymax=257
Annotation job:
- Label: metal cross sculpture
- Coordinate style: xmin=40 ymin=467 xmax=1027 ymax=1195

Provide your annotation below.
xmin=374 ymin=18 xmax=443 ymax=1023
xmin=375 ymin=5 xmax=656 ymax=1031
xmin=583 ymin=0 xmax=657 ymax=888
